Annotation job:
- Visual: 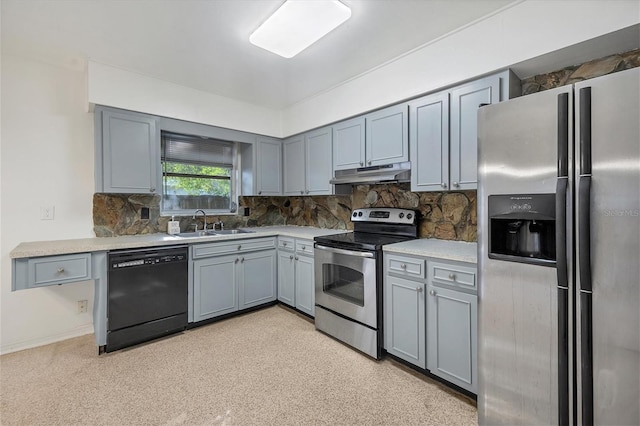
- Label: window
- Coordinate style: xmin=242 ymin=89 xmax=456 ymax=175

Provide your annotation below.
xmin=161 ymin=132 xmax=238 ymax=214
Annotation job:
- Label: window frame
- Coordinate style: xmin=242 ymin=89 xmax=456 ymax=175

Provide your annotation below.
xmin=160 ymin=133 xmax=240 ymax=216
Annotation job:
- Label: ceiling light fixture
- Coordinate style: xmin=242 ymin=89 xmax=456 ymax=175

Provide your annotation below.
xmin=249 ymin=0 xmax=351 ymax=59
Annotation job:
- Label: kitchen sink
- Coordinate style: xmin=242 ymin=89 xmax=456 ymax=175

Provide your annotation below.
xmin=173 ymin=229 xmax=255 ymax=238
xmin=212 ymin=229 xmax=255 ymax=235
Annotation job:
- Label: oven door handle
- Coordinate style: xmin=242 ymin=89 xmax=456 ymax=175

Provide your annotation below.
xmin=314 ymin=244 xmax=375 ymax=258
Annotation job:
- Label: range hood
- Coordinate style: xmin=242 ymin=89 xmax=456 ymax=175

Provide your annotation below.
xmin=330 ymin=162 xmax=411 ymax=185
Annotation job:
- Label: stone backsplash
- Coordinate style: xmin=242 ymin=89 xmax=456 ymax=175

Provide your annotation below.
xmin=521 ymin=48 xmax=639 ymax=95
xmin=93 ymin=184 xmax=476 ymax=241
xmin=93 ymin=49 xmax=638 ymax=240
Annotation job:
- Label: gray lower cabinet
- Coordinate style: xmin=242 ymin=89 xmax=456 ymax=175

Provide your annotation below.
xmin=95 ymin=107 xmax=160 ymax=194
xmin=384 ymin=252 xmax=477 ymax=394
xmin=277 ymin=249 xmax=296 ymax=306
xmin=426 ymin=284 xmax=477 ymax=393
xmin=192 ymin=238 xmax=277 ymax=323
xmin=294 ymin=253 xmax=314 ymax=316
xmin=193 ymin=255 xmax=238 ymax=321
xmin=384 ymin=274 xmax=426 ymax=368
xmin=277 ymin=237 xmax=315 ymax=316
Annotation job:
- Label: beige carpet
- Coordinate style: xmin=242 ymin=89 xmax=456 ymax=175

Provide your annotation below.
xmin=1 ymin=305 xmax=477 ymax=425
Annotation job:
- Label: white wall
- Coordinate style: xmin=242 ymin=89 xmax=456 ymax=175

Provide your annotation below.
xmin=281 ymin=0 xmax=640 ymax=136
xmin=87 ymin=61 xmax=283 ymax=138
xmin=0 ymin=54 xmax=95 ymax=354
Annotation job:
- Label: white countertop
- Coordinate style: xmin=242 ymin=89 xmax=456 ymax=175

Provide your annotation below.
xmin=10 ymin=226 xmax=347 ymax=259
xmin=383 ymin=238 xmax=478 ymax=263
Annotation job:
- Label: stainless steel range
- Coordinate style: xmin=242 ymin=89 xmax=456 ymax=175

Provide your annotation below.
xmin=314 ymin=208 xmax=418 ymax=359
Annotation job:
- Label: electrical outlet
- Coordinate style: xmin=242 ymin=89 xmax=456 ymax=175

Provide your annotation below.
xmin=40 ymin=205 xmax=55 ymax=220
xmin=77 ymin=300 xmax=88 ymax=314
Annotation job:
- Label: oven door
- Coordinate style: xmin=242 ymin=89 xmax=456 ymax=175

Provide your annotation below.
xmin=314 ymin=243 xmax=378 ymax=328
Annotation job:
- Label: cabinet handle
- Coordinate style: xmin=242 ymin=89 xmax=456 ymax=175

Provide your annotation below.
xmin=400 ymin=263 xmax=406 ymax=269
xmin=441 ymin=183 xmax=447 ymax=189
xmin=448 ymin=273 xmax=456 ymax=281
xmin=57 ymin=267 xmax=65 ymax=273
xmin=305 ymin=190 xmax=309 ymax=194
xmin=258 ymin=191 xmax=262 ymax=195
xmin=301 ymin=245 xmax=306 ymax=250
xmin=283 ymin=242 xmax=287 ymax=246
xmin=416 ymin=287 xmax=423 ymax=293
xmin=235 ymin=258 xmax=239 ymax=264
xmin=237 ymin=245 xmax=242 ymax=250
xmin=453 ymin=182 xmax=460 ymax=188
xmin=360 ymin=161 xmax=364 ymax=166
xmin=368 ymin=160 xmax=372 ymax=165
xmin=295 ymin=256 xmax=299 ymax=261
xmin=289 ymin=255 xmax=294 ymax=260
xmin=430 ymin=290 xmax=436 ymax=296
xmin=241 ymin=257 xmax=245 ymax=263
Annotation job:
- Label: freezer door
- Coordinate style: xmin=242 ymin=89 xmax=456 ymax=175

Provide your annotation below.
xmin=477 ymin=85 xmax=573 ymax=425
xmin=574 ymin=67 xmax=640 ymax=426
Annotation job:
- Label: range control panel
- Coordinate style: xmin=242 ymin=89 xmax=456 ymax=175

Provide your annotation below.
xmin=351 ymin=208 xmax=417 ymax=225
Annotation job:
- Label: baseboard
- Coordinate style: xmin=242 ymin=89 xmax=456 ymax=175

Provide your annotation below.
xmin=0 ymin=324 xmax=94 ymax=355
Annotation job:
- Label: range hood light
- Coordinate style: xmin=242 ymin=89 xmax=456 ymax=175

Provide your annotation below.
xmin=249 ymin=0 xmax=351 ymax=59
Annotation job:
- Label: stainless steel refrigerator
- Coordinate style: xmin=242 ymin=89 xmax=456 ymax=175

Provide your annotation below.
xmin=477 ymin=67 xmax=639 ymax=425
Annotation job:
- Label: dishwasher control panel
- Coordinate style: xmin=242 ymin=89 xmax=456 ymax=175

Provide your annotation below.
xmin=109 ymin=247 xmax=187 ymax=270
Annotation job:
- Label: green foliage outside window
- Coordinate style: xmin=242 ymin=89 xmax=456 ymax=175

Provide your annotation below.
xmin=163 ymin=162 xmax=231 ymax=196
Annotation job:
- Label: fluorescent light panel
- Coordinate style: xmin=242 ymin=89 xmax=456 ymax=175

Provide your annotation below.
xmin=250 ymin=0 xmax=351 ymax=58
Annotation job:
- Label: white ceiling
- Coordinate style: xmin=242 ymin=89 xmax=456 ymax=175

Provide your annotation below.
xmin=1 ymin=0 xmax=516 ymax=110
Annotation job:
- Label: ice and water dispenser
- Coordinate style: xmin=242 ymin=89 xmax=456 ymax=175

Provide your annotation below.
xmin=488 ymin=194 xmax=556 ymax=266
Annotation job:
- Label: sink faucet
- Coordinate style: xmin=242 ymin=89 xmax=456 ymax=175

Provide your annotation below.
xmin=214 ymin=220 xmax=224 ymax=231
xmin=193 ymin=209 xmax=207 ymax=231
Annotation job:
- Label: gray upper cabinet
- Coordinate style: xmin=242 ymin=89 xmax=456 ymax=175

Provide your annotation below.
xmin=305 ymin=127 xmax=333 ymax=195
xmin=449 ymin=75 xmax=500 ymax=191
xmin=410 ymin=70 xmax=519 ymax=192
xmin=284 ymin=127 xmax=333 ymax=196
xmin=365 ymin=103 xmax=409 ymax=167
xmin=333 ymin=117 xmax=365 ymax=170
xmin=97 ymin=109 xmax=160 ymax=194
xmin=409 ymin=92 xmax=450 ymax=192
xmin=256 ymin=137 xmax=282 ymax=196
xmin=283 ymin=135 xmax=306 ymax=195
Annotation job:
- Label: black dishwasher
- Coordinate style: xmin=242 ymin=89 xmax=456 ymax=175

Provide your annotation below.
xmin=106 ymin=245 xmax=188 ymax=352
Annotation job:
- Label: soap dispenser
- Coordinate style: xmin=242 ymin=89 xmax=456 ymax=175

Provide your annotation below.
xmin=167 ymin=216 xmax=180 ymax=235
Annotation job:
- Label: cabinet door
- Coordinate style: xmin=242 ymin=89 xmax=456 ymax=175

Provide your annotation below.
xmin=283 ymin=135 xmax=306 ymax=195
xmin=295 ymin=254 xmax=315 ymax=317
xmin=239 ymin=250 xmax=277 ymax=310
xmin=277 ymin=250 xmax=296 ymax=307
xmin=450 ymin=76 xmax=499 ymax=190
xmin=305 ymin=127 xmax=333 ymax=195
xmin=365 ymin=103 xmax=408 ymax=167
xmin=101 ymin=110 xmax=159 ymax=194
xmin=193 ymin=255 xmax=238 ymax=322
xmin=333 ymin=117 xmax=365 ymax=170
xmin=409 ymin=92 xmax=450 ymax=192
xmin=427 ymin=285 xmax=477 ymax=393
xmin=256 ymin=137 xmax=282 ymax=195
xmin=384 ymin=275 xmax=426 ymax=368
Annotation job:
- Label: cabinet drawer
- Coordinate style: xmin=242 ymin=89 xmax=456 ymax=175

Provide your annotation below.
xmin=278 ymin=237 xmax=295 ymax=251
xmin=193 ymin=237 xmax=276 ymax=259
xmin=295 ymin=239 xmax=314 ymax=256
xmin=386 ymin=254 xmax=425 ymax=279
xmin=27 ymin=253 xmax=92 ymax=287
xmin=430 ymin=261 xmax=476 ymax=290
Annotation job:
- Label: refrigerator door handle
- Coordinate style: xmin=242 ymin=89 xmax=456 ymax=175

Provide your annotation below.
xmin=556 ymin=92 xmax=570 ymax=426
xmin=578 ymin=86 xmax=593 ymax=426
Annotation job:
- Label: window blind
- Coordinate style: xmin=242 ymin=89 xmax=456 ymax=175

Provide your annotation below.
xmin=161 ymin=132 xmax=234 ymax=167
